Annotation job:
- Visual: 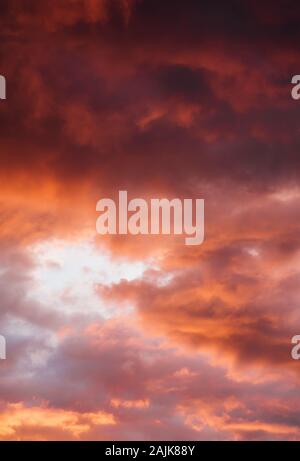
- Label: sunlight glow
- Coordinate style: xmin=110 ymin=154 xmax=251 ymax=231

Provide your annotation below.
xmin=28 ymin=238 xmax=148 ymax=318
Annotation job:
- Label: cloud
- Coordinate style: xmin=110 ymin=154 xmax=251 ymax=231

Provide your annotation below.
xmin=0 ymin=0 xmax=300 ymax=441
xmin=0 ymin=402 xmax=115 ymax=440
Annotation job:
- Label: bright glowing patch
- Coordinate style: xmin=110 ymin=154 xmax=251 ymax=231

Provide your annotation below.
xmin=28 ymin=238 xmax=148 ymax=318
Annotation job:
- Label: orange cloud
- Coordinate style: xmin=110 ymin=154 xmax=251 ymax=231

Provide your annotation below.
xmin=0 ymin=403 xmax=115 ymax=440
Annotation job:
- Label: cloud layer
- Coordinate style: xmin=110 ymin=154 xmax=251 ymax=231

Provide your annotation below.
xmin=0 ymin=0 xmax=300 ymax=440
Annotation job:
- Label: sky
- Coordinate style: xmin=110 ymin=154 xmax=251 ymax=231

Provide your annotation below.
xmin=0 ymin=0 xmax=300 ymax=440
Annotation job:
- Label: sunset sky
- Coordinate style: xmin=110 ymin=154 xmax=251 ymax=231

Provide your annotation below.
xmin=1 ymin=0 xmax=300 ymax=441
